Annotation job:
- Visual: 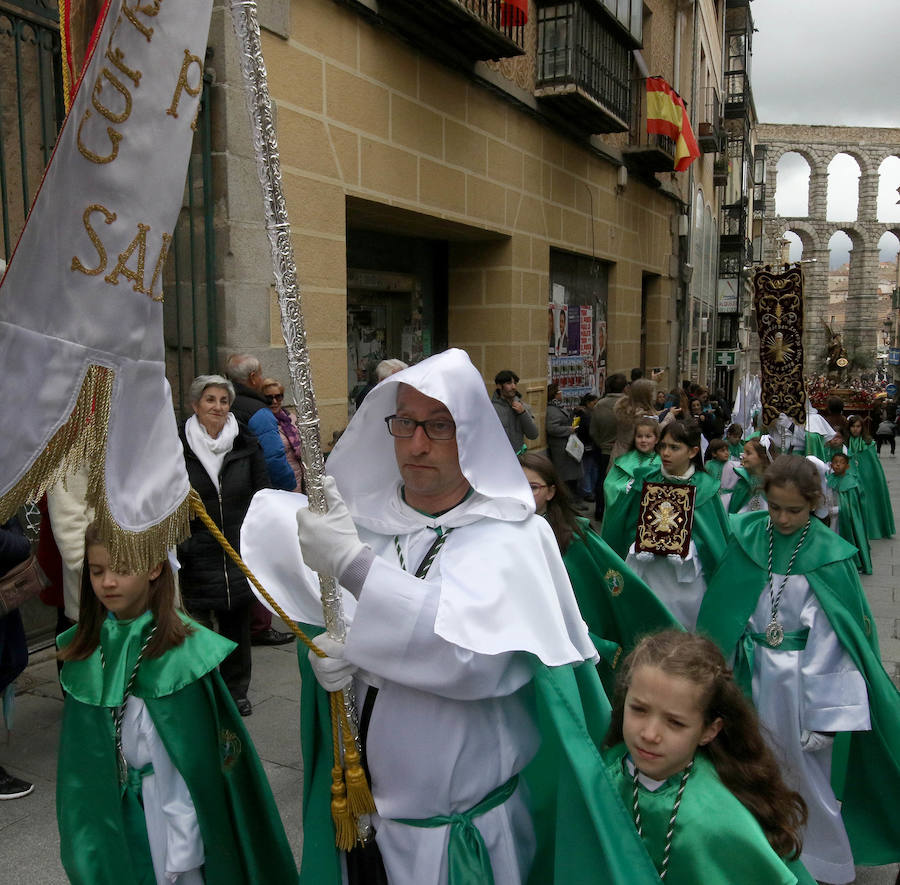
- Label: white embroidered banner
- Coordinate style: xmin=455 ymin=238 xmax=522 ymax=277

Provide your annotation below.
xmin=0 ymin=0 xmax=214 ymax=568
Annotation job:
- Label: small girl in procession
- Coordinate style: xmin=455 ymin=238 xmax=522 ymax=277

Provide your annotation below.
xmin=603 ymin=420 xmax=730 ymax=630
xmin=720 ymin=436 xmax=774 ymax=516
xmin=56 ymin=523 xmax=298 ymax=885
xmin=602 ymin=630 xmax=813 ymax=884
xmin=846 ymin=413 xmax=894 ymax=538
xmin=602 ymin=416 xmax=661 ymax=515
xmin=697 ymin=455 xmax=900 ymax=883
xmin=703 ymin=438 xmax=730 ymax=486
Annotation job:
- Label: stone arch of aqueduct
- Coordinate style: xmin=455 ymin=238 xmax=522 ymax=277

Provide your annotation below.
xmin=758 ymin=123 xmax=900 ymax=367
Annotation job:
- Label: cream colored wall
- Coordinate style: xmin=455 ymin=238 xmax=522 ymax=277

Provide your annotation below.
xmin=254 ymin=0 xmax=679 ymax=442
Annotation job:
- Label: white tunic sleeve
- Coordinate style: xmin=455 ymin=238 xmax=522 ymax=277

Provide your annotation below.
xmin=122 ymin=698 xmax=205 ymax=885
xmin=346 ymin=558 xmax=533 ymax=700
xmin=798 ymin=593 xmax=871 ymax=734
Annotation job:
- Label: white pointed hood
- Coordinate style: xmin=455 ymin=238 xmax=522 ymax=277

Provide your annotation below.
xmin=326 ymin=348 xmax=534 ymax=533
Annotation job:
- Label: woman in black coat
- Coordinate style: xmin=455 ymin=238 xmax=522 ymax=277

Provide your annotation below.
xmin=177 ymin=375 xmax=270 ymax=716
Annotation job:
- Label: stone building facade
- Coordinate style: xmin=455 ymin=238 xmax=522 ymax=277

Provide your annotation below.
xmin=759 ymin=123 xmax=900 ymax=368
xmin=205 ymin=0 xmax=727 ymax=442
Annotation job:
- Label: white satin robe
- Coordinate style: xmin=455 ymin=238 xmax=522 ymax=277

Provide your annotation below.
xmin=121 ymin=697 xmax=205 ymax=885
xmin=743 ymin=574 xmax=870 ymax=885
xmin=344 ymin=524 xmax=541 ymax=885
xmin=626 ymin=540 xmax=706 ymax=631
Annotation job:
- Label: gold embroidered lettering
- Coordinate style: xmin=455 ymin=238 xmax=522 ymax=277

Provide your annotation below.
xmin=72 ymin=204 xmax=117 ymax=276
xmin=147 ymin=233 xmax=173 ymax=302
xmin=92 ymin=67 xmax=133 ymax=124
xmin=76 ymin=110 xmax=122 ymax=164
xmin=105 ymin=47 xmax=142 ymax=89
xmin=167 ymin=49 xmax=203 ymax=127
xmin=105 ymin=223 xmax=150 ymax=293
xmin=120 ymin=0 xmax=163 ymax=41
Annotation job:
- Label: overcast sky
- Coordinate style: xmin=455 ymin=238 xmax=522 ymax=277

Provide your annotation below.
xmin=750 ymin=0 xmax=900 ymax=267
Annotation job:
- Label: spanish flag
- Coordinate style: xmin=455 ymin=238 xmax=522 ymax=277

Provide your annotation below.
xmin=646 ymin=77 xmax=700 ymax=172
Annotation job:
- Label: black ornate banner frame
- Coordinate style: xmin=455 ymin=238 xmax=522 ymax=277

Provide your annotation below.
xmin=754 ymin=265 xmax=806 ymax=426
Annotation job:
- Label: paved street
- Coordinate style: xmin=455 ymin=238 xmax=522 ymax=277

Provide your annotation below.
xmin=2 ymin=453 xmax=899 ymax=883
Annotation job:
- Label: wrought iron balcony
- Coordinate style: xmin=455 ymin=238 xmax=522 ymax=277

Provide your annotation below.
xmin=697 ymin=87 xmax=724 ymax=153
xmin=336 ymin=0 xmax=526 ymax=62
xmin=713 ymin=158 xmax=729 ymax=187
xmin=622 ymin=78 xmax=677 ymax=174
xmin=723 ymin=69 xmax=753 ymax=119
xmin=533 ymin=1 xmax=632 ymax=134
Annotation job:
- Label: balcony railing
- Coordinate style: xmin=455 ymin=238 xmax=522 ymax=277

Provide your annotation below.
xmin=622 ymin=78 xmax=676 ymax=174
xmin=534 ymin=1 xmax=632 ymax=134
xmin=337 ymin=0 xmax=526 ymax=61
xmin=723 ymin=69 xmax=752 ymax=118
xmin=697 ymin=87 xmax=723 ymax=153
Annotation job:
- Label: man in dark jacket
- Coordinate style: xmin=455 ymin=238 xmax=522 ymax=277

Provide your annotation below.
xmin=589 ymin=372 xmax=627 ymax=520
xmin=491 ymin=369 xmax=539 ymax=453
xmin=224 ymin=354 xmax=296 ymax=647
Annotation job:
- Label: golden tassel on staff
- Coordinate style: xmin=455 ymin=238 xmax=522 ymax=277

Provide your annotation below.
xmin=225 ymin=0 xmax=375 ymax=846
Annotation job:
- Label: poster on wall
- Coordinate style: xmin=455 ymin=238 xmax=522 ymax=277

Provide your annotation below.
xmin=595 ymin=319 xmax=607 ymax=394
xmin=567 ymin=309 xmax=580 ymax=356
xmin=550 ymin=304 xmax=569 ymax=356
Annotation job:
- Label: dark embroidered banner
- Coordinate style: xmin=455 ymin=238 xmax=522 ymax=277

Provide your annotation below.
xmin=754 ymin=266 xmax=806 ymax=425
xmin=635 ymin=482 xmax=696 ymax=558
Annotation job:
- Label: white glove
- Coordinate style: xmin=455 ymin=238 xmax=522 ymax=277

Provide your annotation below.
xmin=667 ymin=553 xmax=685 ymax=563
xmin=800 ymin=730 xmax=834 ymax=753
xmin=297 ymin=476 xmax=366 ymax=577
xmin=635 ymin=551 xmax=655 ymax=562
xmin=308 ymin=632 xmax=357 ymax=693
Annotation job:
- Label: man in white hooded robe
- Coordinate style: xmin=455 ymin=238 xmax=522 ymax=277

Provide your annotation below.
xmin=241 ymin=349 xmax=660 ymax=885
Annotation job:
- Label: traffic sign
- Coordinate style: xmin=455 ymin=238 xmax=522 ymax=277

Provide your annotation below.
xmin=715 ymin=350 xmax=737 ymax=367
xmin=887 ymin=383 xmax=897 ymax=398
xmin=889 ymin=348 xmax=900 ymax=366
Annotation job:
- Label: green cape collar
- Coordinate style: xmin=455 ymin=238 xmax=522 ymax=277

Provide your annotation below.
xmin=59 ymin=611 xmax=235 ymax=705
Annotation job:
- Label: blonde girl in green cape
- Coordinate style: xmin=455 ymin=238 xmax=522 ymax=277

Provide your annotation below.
xmin=56 ymin=523 xmax=298 ymax=885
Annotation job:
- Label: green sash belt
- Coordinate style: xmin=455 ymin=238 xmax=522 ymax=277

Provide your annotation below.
xmin=122 ymin=763 xmax=155 ymax=884
xmin=735 ymin=628 xmax=810 ymax=697
xmin=393 ymin=774 xmax=519 ymax=885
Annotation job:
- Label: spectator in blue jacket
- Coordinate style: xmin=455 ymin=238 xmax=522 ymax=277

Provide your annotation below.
xmin=224 ymin=354 xmax=297 ymax=648
xmin=224 ymin=353 xmax=296 ymax=492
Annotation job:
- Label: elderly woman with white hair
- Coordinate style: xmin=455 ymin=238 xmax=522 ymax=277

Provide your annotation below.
xmin=176 ymin=375 xmax=270 ymax=717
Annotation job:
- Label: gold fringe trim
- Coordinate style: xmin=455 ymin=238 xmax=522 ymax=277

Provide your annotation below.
xmin=0 ymin=364 xmax=191 ymax=573
xmin=59 ymin=0 xmax=73 ymax=114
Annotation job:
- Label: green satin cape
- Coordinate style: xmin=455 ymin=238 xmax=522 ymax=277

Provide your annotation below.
xmin=826 ymin=471 xmax=872 ymax=573
xmin=804 ymin=431 xmax=828 ymax=461
xmin=296 ymin=629 xmax=662 ymax=885
xmin=600 ymin=467 xmax=731 ymax=575
xmin=704 ymin=458 xmax=725 ymax=485
xmin=603 ymin=744 xmax=814 ymax=885
xmin=562 ymin=518 xmax=681 ymax=696
xmin=728 ymin=440 xmax=745 ymax=459
xmin=726 ymin=466 xmax=766 ymax=515
xmin=847 ymin=436 xmax=895 ymax=538
xmin=697 ymin=513 xmax=900 ymax=865
xmin=602 ymin=451 xmax=659 ymax=513
xmin=57 ymin=613 xmax=299 ymax=884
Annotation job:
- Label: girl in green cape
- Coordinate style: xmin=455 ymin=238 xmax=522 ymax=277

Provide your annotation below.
xmin=520 ymin=452 xmax=679 ymax=696
xmin=825 ymin=451 xmax=872 ymax=574
xmin=56 ymin=524 xmax=298 ymax=885
xmin=602 ymin=630 xmax=813 ymax=885
xmin=704 ymin=438 xmax=730 ymax=486
xmin=846 ymin=414 xmax=894 ymax=538
xmin=726 ymin=423 xmax=745 ymax=460
xmin=721 ymin=436 xmax=773 ymax=516
xmin=601 ymin=417 xmax=661 ymax=515
xmin=697 ymin=456 xmax=900 ymax=883
xmin=603 ymin=421 xmax=730 ymax=630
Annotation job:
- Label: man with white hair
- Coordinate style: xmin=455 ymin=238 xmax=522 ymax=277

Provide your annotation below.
xmin=242 ymin=349 xmax=657 ymax=885
xmin=224 ymin=353 xmax=296 ymax=492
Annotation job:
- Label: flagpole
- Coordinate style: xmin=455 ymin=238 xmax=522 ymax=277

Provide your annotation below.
xmin=227 ymin=2 xmax=368 ymax=798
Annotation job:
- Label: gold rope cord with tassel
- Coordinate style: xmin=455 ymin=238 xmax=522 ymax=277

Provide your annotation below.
xmin=0 ymin=365 xmax=191 ymax=574
xmin=187 ymin=489 xmax=376 ymax=845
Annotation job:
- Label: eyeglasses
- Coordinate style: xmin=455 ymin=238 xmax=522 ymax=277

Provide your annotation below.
xmin=265 ymin=393 xmax=284 ymax=404
xmin=384 ymin=415 xmax=456 ymax=440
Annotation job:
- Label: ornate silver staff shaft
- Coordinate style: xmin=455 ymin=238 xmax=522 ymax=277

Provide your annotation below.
xmin=227 ymin=4 xmax=367 ymax=764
